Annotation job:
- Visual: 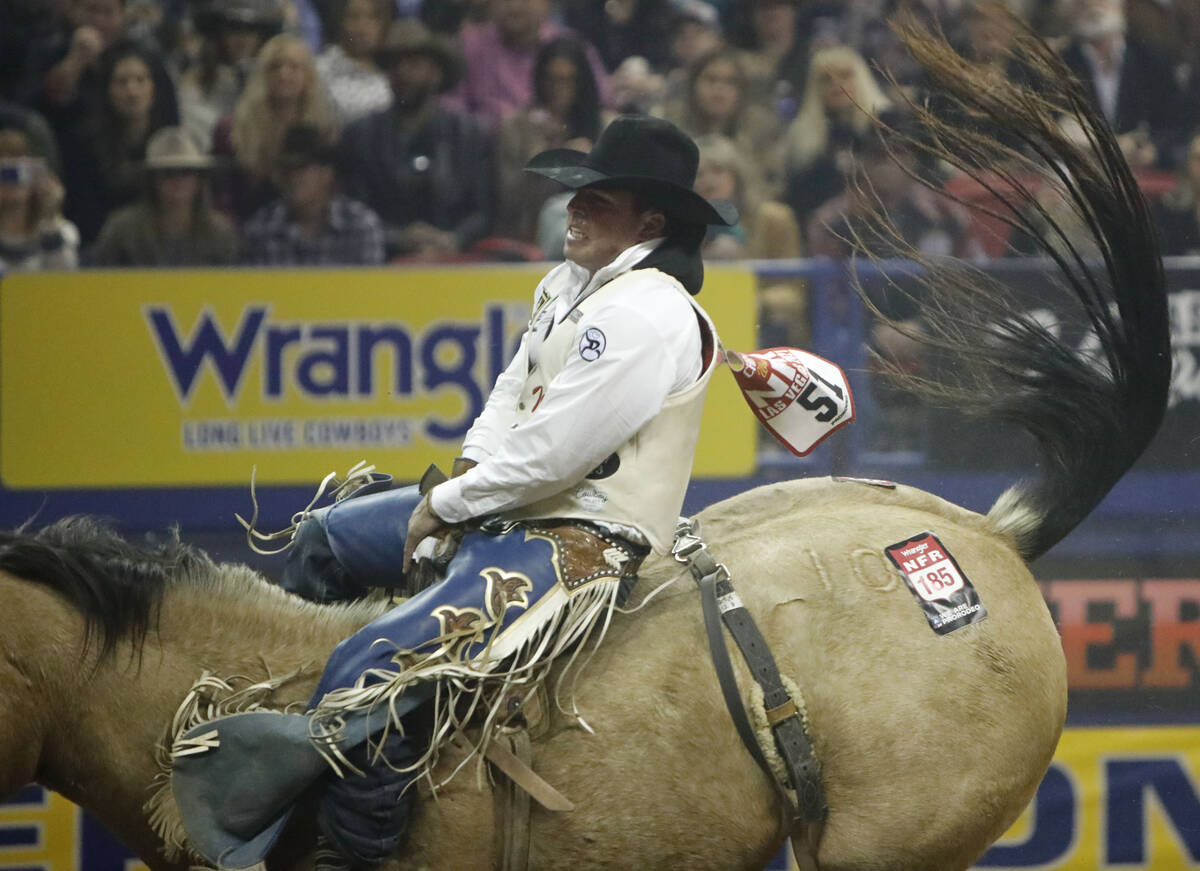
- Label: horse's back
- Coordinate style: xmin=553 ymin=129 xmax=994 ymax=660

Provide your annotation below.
xmin=626 ymin=478 xmax=1066 ymax=870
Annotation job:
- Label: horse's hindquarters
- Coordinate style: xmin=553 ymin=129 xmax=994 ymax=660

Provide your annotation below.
xmin=700 ymin=482 xmax=1069 ymax=871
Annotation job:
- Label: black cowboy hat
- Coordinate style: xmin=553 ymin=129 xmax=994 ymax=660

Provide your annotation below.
xmin=525 ymin=115 xmax=738 ymax=226
xmin=194 ymin=0 xmax=284 ymax=36
xmin=374 ymin=19 xmax=463 ymax=93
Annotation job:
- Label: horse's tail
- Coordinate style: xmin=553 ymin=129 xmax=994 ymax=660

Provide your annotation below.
xmin=871 ymin=15 xmax=1172 ymax=562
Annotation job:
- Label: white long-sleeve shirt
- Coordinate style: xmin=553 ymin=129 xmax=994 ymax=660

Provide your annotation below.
xmin=429 ymin=239 xmax=702 ymax=525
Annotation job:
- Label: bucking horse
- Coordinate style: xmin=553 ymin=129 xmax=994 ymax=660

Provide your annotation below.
xmin=0 ymin=17 xmax=1173 ymax=871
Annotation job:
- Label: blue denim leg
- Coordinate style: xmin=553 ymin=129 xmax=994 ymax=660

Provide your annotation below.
xmin=281 ymin=484 xmax=423 ymax=601
xmin=310 ymin=526 xmax=560 ymax=704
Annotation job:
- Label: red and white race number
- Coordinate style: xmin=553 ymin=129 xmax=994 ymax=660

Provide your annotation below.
xmin=907 ymin=559 xmax=965 ymax=602
xmin=885 ymin=533 xmax=965 ymax=602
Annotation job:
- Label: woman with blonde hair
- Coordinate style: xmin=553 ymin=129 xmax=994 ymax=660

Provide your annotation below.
xmin=782 ymin=44 xmax=891 ymax=232
xmin=215 ymin=32 xmax=335 ymax=221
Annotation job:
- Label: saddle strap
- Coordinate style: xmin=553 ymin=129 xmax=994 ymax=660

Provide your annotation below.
xmin=674 ymin=519 xmax=827 ymax=826
xmin=492 ymin=732 xmax=532 ymax=871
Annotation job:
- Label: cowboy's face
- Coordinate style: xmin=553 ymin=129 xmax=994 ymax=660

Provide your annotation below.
xmin=564 ymin=188 xmax=663 ymax=274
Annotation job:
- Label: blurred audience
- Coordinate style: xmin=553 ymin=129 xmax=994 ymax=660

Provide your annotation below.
xmin=0 ymin=0 xmax=1191 ymax=279
xmin=496 ymin=37 xmax=613 ymax=244
xmin=316 ymin=0 xmax=394 ymax=125
xmin=91 ymin=125 xmax=237 ymax=266
xmin=242 ymin=123 xmax=384 ymax=265
xmin=340 ymin=20 xmax=491 ymax=258
xmin=695 ymin=133 xmax=808 ymax=345
xmin=215 ymin=32 xmax=336 ymax=222
xmin=658 ymin=47 xmax=785 ymax=194
xmin=179 ymin=0 xmax=282 ymax=148
xmin=1059 ymin=0 xmax=1183 ymax=169
xmin=726 ymin=0 xmax=806 ymax=112
xmin=62 ymin=39 xmax=179 ymax=244
xmin=0 ymin=120 xmax=79 ymax=272
xmin=445 ymin=0 xmax=611 ymax=133
xmin=21 ymin=0 xmax=128 ymax=116
xmin=782 ymin=45 xmax=892 ymax=237
xmin=658 ymin=0 xmax=725 ymax=105
xmin=561 ymin=0 xmax=674 ymax=74
xmin=1155 ymin=131 xmax=1200 ymax=256
xmin=807 ymin=133 xmax=981 ymax=262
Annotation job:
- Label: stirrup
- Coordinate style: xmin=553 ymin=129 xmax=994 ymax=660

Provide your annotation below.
xmin=235 ymin=461 xmax=392 ymax=556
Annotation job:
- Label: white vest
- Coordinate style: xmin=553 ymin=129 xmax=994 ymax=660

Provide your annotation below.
xmin=506 ymin=268 xmax=719 ymax=552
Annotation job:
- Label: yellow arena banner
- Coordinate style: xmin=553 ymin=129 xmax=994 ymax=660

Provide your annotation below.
xmin=0 ymin=267 xmax=757 ymax=488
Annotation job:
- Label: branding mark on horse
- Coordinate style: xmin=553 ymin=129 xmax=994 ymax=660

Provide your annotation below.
xmin=579 ymin=327 xmax=606 ymax=361
xmin=851 ymin=548 xmax=896 ymax=593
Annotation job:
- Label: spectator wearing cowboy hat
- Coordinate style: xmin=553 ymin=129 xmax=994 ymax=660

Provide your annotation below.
xmin=242 ymin=123 xmax=384 ymax=265
xmin=90 ymin=125 xmax=237 ymax=266
xmin=339 ymin=19 xmax=492 ymax=259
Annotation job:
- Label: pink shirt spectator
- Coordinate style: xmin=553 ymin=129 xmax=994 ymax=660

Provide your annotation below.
xmin=445 ymin=20 xmax=611 ymax=133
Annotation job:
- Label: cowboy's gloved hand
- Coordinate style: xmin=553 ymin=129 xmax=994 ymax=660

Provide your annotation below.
xmin=402 ymin=495 xmax=451 ymax=574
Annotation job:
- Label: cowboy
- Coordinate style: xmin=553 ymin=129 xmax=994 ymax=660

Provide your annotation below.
xmin=171 ymin=114 xmax=738 ymax=870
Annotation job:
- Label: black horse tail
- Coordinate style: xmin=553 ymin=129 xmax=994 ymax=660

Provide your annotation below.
xmin=869 ymin=15 xmax=1172 ymax=561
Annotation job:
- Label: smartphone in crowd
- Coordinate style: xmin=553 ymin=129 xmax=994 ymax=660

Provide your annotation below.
xmin=0 ymin=157 xmax=45 ymax=186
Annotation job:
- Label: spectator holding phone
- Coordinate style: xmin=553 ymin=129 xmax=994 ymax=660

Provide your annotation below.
xmin=0 ymin=122 xmax=79 ymax=272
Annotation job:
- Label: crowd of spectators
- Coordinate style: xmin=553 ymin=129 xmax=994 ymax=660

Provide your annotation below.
xmin=1 ymin=0 xmax=1199 ymax=280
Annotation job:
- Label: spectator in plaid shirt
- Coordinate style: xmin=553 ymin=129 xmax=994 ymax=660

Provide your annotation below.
xmin=241 ymin=123 xmax=385 ymax=265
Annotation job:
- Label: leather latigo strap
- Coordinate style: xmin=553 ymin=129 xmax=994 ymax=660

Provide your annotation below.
xmin=673 ymin=520 xmax=826 ymax=826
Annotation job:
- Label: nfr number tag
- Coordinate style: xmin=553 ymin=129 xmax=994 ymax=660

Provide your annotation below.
xmin=885 ymin=532 xmax=987 ymax=635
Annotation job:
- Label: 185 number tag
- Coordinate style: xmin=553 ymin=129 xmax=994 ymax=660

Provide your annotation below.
xmin=885 ymin=531 xmax=987 ymax=635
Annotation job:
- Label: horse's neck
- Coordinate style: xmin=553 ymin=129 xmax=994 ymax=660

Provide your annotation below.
xmin=32 ymin=572 xmax=377 ymax=868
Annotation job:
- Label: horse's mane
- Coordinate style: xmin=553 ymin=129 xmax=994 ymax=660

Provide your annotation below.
xmin=0 ymin=516 xmax=212 ymax=657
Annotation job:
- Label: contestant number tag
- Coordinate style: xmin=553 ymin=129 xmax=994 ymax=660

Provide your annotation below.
xmin=885 ymin=531 xmax=987 ymax=635
xmin=908 ymin=555 xmax=964 ymax=602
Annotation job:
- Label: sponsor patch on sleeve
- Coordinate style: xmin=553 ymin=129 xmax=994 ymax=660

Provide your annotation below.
xmin=579 ymin=327 xmax=606 ymax=361
xmin=884 ymin=531 xmax=987 ymax=635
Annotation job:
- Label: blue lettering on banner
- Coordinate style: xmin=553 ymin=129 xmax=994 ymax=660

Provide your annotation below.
xmin=145 ymin=305 xmax=521 ymax=442
xmin=0 ymin=826 xmax=37 ymax=847
xmin=146 ymin=306 xmax=265 ymax=403
xmin=81 ymin=810 xmax=140 ymax=869
xmin=420 ymin=324 xmax=482 ymax=441
xmin=976 ymin=764 xmax=1075 ymax=867
xmin=1107 ymin=758 xmax=1200 ymax=864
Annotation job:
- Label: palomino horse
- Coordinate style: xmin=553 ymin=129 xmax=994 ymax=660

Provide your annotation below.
xmin=0 ymin=19 xmax=1172 ymax=871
